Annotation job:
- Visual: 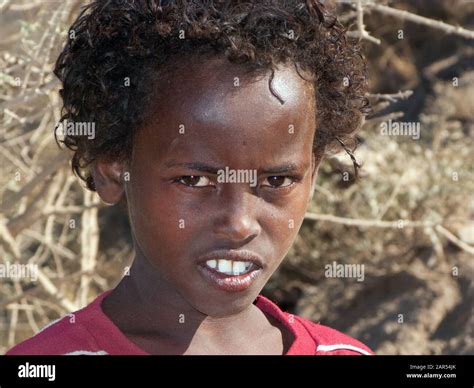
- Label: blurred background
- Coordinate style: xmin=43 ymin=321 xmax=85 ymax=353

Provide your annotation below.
xmin=0 ymin=0 xmax=473 ymax=355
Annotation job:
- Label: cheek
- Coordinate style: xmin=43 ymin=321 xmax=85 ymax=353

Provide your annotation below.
xmin=263 ymin=185 xmax=312 ymax=251
xmin=127 ymin=181 xmax=210 ymax=263
xmin=127 ymin=183 xmax=183 ymax=259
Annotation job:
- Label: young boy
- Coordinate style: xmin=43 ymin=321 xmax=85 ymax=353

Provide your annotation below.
xmin=8 ymin=0 xmax=373 ymax=355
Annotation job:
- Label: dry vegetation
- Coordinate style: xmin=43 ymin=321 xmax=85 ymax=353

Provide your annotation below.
xmin=0 ymin=0 xmax=473 ymax=355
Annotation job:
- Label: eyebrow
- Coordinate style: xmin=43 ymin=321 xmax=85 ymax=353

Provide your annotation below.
xmin=164 ymin=160 xmax=306 ymax=174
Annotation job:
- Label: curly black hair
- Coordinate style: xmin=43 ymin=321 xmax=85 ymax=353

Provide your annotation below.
xmin=54 ymin=0 xmax=370 ymax=191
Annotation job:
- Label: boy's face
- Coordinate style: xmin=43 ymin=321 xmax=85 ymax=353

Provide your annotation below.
xmin=96 ymin=57 xmax=320 ymax=317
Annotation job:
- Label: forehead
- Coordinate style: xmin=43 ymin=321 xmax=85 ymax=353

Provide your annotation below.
xmin=156 ymin=56 xmax=314 ymax=121
xmin=138 ymin=56 xmax=316 ymax=164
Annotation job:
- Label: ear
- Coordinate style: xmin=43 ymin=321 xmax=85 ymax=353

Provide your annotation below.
xmin=90 ymin=159 xmax=125 ymax=205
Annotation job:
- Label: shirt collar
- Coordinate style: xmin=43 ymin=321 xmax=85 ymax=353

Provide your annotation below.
xmin=254 ymin=295 xmax=316 ymax=355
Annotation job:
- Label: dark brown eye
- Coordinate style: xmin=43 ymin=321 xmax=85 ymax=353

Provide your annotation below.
xmin=263 ymin=176 xmax=293 ymax=188
xmin=177 ymin=176 xmax=213 ymax=187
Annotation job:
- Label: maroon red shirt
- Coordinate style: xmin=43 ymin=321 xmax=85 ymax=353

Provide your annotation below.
xmin=7 ymin=291 xmax=374 ymax=355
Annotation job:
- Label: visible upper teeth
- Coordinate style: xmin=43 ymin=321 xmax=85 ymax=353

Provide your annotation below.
xmin=218 ymin=259 xmax=232 ymax=274
xmin=206 ymin=259 xmax=253 ymax=276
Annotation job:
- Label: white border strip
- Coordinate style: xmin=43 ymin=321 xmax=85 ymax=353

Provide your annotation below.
xmin=317 ymin=343 xmax=372 ymax=355
xmin=63 ymin=350 xmax=108 ymax=355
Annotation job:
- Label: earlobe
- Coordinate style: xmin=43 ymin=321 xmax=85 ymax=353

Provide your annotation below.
xmin=91 ymin=159 xmax=125 ymax=205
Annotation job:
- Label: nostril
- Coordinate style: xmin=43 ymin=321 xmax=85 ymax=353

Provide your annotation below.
xmin=214 ymin=226 xmax=260 ymax=247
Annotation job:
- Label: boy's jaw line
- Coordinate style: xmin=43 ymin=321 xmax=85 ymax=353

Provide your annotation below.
xmin=120 ymin=248 xmax=273 ymax=330
xmin=108 ymin=260 xmax=270 ymax=353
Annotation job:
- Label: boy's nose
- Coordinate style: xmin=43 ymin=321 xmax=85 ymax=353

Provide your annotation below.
xmin=213 ymin=186 xmax=261 ymax=245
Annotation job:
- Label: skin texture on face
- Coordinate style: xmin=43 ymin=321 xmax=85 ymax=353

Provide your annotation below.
xmin=96 ymin=55 xmax=322 ymax=354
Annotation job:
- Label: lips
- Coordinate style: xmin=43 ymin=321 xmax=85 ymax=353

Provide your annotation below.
xmin=196 ymin=250 xmax=264 ymax=292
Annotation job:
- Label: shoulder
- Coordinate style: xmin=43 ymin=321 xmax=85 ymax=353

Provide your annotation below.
xmin=6 ymin=293 xmax=109 ymax=355
xmin=293 ymin=315 xmax=374 ymax=355
xmin=255 ymin=294 xmax=374 ymax=355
